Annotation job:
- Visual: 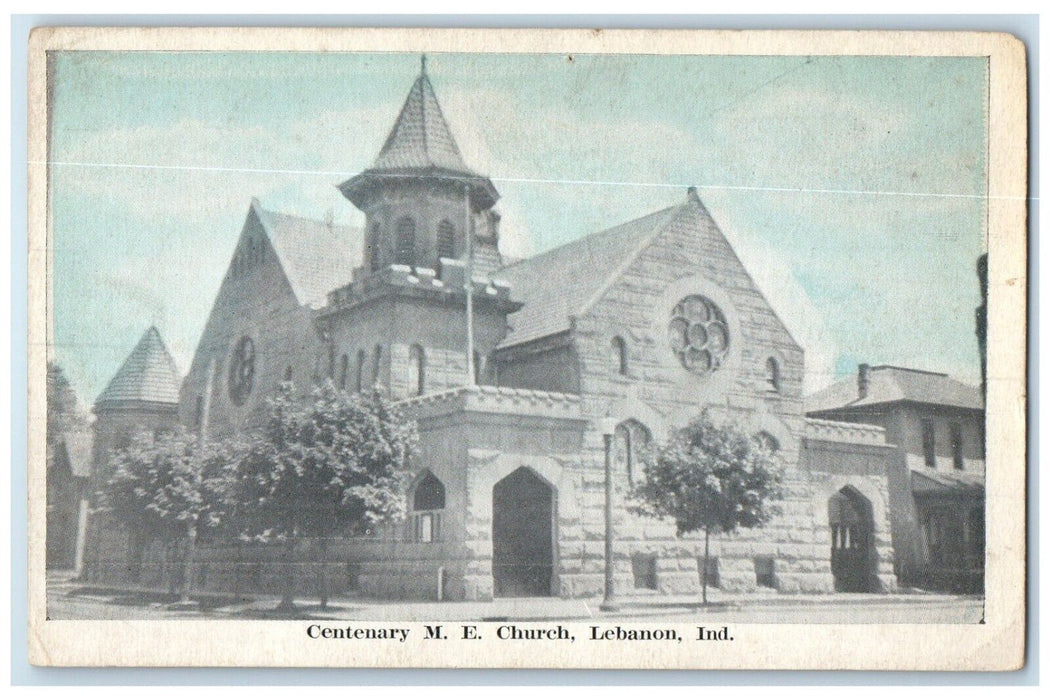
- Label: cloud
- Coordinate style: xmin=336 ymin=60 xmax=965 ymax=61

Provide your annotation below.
xmin=49 ymin=56 xmax=986 ymax=402
xmin=706 ymin=199 xmax=840 ymax=394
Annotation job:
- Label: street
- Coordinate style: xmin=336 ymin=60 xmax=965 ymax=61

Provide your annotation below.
xmin=47 ymin=572 xmax=983 ymax=623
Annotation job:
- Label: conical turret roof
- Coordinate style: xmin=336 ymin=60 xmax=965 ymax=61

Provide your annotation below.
xmin=95 ymin=326 xmax=181 ymax=408
xmin=372 ymin=65 xmax=473 ymax=174
xmin=339 ymin=57 xmax=499 ymax=211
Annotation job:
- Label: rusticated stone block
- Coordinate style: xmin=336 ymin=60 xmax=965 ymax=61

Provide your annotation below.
xmin=876 ymin=573 xmax=898 ymax=593
xmin=719 ymin=572 xmax=758 ymax=593
xmin=559 ymin=541 xmax=585 ymax=559
xmin=658 ymin=572 xmax=700 ymax=595
xmin=775 ymin=574 xmax=803 ymax=594
xmin=463 ymin=574 xmax=493 ymax=601
xmin=790 ymin=573 xmax=835 ymax=593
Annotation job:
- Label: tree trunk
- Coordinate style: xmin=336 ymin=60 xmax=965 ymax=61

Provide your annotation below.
xmin=702 ymin=527 xmax=710 ymax=606
xmin=277 ymin=538 xmax=297 ymax=613
xmin=317 ymin=537 xmax=329 ymax=610
xmin=166 ymin=541 xmax=179 ymax=595
xmin=178 ymin=526 xmax=197 ymax=604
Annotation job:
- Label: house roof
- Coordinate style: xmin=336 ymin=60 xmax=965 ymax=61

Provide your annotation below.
xmin=95 ymin=327 xmax=181 ymax=407
xmin=371 ymin=64 xmax=474 ymax=175
xmin=253 ymin=201 xmax=361 ymax=310
xmin=58 ymin=431 xmax=94 ymax=479
xmin=805 ymin=365 xmax=983 ymax=414
xmin=497 ymin=202 xmax=684 ymax=349
xmin=911 ymin=467 xmax=984 ymax=497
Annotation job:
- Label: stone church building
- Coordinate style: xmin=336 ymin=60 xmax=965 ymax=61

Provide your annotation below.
xmin=82 ymin=61 xmax=907 ymax=600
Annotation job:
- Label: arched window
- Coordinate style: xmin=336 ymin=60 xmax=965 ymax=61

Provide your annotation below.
xmin=765 ymin=357 xmax=781 ymax=393
xmin=611 ymin=336 xmax=628 ymax=376
xmin=369 ymin=222 xmax=381 ymax=272
xmin=395 ymin=217 xmax=415 ymax=267
xmin=437 ymin=219 xmax=456 ymax=261
xmin=372 ymin=344 xmax=383 ymax=387
xmin=338 ymin=354 xmax=349 ymax=390
xmin=413 ymin=471 xmax=446 ymax=511
xmin=408 ymin=344 xmax=425 ymax=396
xmin=410 ymin=471 xmax=446 ymax=543
xmin=615 ymin=419 xmax=652 ymax=485
xmin=355 ymin=350 xmax=366 ymax=392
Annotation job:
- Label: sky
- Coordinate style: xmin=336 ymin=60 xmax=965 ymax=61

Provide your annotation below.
xmin=47 ymin=51 xmax=989 ymax=404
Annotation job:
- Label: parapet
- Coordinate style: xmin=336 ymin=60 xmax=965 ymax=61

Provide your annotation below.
xmin=804 ymin=417 xmax=888 ymax=446
xmin=324 ymin=263 xmax=517 ymax=314
xmin=396 ymin=384 xmax=583 ymax=422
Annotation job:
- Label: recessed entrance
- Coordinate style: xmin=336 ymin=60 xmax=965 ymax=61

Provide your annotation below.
xmin=828 ymin=486 xmax=878 ymax=592
xmin=492 ymin=467 xmax=555 ymax=597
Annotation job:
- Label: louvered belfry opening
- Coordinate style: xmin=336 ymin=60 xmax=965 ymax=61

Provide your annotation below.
xmin=395 ymin=217 xmax=416 ymax=267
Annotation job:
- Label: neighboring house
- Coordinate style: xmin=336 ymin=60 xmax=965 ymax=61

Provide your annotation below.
xmin=806 ymin=364 xmax=985 ymax=592
xmin=46 ymin=431 xmax=93 ymax=571
xmin=82 ymin=327 xmax=182 ymax=585
xmin=81 ymin=60 xmax=904 ymax=600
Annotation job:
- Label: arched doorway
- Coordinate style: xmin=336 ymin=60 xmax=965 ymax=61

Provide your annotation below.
xmin=492 ymin=468 xmax=555 ymax=597
xmin=828 ymin=486 xmax=877 ymax=592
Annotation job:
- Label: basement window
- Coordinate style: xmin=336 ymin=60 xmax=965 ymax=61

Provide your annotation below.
xmin=754 ymin=557 xmax=776 ymax=589
xmin=632 ymin=553 xmax=657 ymax=590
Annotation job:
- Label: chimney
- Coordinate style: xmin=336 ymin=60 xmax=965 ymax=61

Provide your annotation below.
xmin=857 ymin=363 xmax=871 ymax=399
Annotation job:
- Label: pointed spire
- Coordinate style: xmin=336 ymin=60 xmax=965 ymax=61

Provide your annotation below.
xmin=370 ymin=59 xmax=472 ymax=174
xmin=339 ymin=58 xmax=500 ymax=211
xmin=95 ymin=326 xmax=181 ymax=408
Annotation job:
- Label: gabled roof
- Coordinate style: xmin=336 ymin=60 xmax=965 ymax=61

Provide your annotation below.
xmin=252 ymin=200 xmax=361 ymax=310
xmin=95 ymin=327 xmax=181 ymax=407
xmin=805 ymin=365 xmax=983 ymax=414
xmin=911 ymin=467 xmax=984 ymax=497
xmin=497 ymin=202 xmax=684 ymax=349
xmin=371 ymin=66 xmax=474 ymax=174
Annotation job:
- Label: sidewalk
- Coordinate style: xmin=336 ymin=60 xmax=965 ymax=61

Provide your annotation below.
xmin=49 ymin=571 xmax=979 ymax=621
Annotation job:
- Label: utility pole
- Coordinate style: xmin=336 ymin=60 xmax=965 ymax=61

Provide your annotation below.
xmin=464 ymin=183 xmax=475 ymax=386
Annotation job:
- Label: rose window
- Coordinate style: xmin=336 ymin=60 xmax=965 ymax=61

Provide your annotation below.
xmin=668 ymin=295 xmax=729 ymax=375
xmin=228 ymin=335 xmax=256 ymax=406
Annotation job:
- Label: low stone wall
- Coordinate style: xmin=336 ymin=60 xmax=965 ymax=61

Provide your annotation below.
xmin=84 ymin=532 xmax=473 ymax=602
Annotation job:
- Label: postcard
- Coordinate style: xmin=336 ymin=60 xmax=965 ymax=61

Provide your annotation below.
xmin=27 ymin=27 xmax=1027 ymax=669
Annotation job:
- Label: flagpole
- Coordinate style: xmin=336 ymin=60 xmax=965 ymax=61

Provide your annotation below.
xmin=464 ymin=183 xmax=475 ymax=386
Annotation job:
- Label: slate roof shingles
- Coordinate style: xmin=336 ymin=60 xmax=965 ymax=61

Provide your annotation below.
xmin=254 ymin=202 xmax=362 ymax=310
xmin=372 ymin=71 xmax=474 ymax=175
xmin=497 ymin=204 xmax=682 ymax=349
xmin=911 ymin=467 xmax=984 ymax=495
xmin=95 ymin=327 xmax=182 ymax=407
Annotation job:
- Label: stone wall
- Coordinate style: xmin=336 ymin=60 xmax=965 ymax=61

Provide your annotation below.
xmin=178 ymin=208 xmax=324 ymax=438
xmin=801 ymin=419 xmax=900 ymax=592
xmin=324 ymin=277 xmax=511 ymax=402
xmin=562 ymin=195 xmax=824 ymax=595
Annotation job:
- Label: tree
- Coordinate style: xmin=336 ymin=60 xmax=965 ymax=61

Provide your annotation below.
xmin=98 ymin=428 xmax=237 ymax=597
xmin=231 ymin=382 xmax=415 ymax=611
xmin=47 ymin=361 xmax=89 ymax=442
xmin=631 ymin=410 xmax=784 ymax=605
